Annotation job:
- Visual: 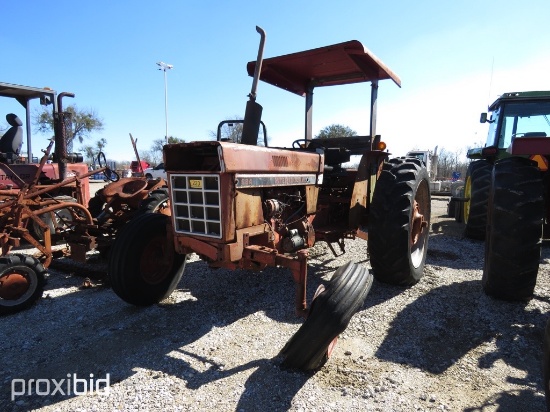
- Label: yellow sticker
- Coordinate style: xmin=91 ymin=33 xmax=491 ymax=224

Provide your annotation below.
xmin=189 ymin=179 xmax=202 ymax=189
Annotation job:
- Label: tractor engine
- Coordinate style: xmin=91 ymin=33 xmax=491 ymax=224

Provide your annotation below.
xmin=164 ymin=140 xmax=323 ymax=266
xmin=262 ymin=187 xmax=312 ymax=253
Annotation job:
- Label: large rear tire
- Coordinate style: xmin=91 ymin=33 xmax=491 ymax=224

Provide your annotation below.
xmin=0 ymin=254 xmax=46 ymax=315
xmin=108 ymin=213 xmax=187 ymax=306
xmin=31 ymin=196 xmax=78 ymax=241
xmin=279 ymin=261 xmax=373 ymax=371
xmin=463 ymin=160 xmax=492 ymax=240
xmin=368 ymin=158 xmax=431 ymax=285
xmin=483 ymin=157 xmax=543 ymax=301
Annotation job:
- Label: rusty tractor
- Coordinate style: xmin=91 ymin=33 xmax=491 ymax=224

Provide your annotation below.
xmin=109 ymin=27 xmax=431 ymax=370
xmin=0 ymin=83 xmax=169 ymax=314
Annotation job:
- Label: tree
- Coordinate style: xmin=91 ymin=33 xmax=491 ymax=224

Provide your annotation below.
xmin=34 ymin=105 xmax=104 ymax=151
xmin=80 ymin=138 xmax=107 ymax=166
xmin=147 ymin=136 xmax=185 ymax=165
xmin=315 ymin=124 xmax=357 ymax=139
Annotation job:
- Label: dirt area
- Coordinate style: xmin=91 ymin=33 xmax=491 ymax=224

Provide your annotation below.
xmin=0 ymin=195 xmax=548 ymax=411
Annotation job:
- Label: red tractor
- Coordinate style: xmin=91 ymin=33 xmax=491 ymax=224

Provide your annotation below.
xmin=109 ymin=27 xmax=431 ymax=370
xmin=0 ymin=83 xmax=169 ymax=315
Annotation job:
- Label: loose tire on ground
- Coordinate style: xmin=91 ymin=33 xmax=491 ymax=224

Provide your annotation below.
xmin=483 ymin=157 xmax=543 ymax=301
xmin=279 ymin=261 xmax=373 ymax=371
xmin=463 ymin=160 xmax=492 ymax=240
xmin=108 ymin=213 xmax=187 ymax=306
xmin=0 ymin=254 xmax=46 ymax=315
xmin=368 ymin=158 xmax=431 ymax=285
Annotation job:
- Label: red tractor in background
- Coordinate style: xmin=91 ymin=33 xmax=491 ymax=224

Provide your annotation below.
xmin=0 ymin=83 xmax=91 ymax=203
xmin=109 ymin=27 xmax=431 ymax=371
xmin=0 ymin=83 xmax=170 ymax=315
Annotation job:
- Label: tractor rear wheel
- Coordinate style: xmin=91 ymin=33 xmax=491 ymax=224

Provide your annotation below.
xmin=368 ymin=158 xmax=431 ymax=285
xmin=108 ymin=213 xmax=187 ymax=306
xmin=279 ymin=261 xmax=372 ymax=371
xmin=463 ymin=160 xmax=492 ymax=239
xmin=0 ymin=254 xmax=46 ymax=315
xmin=483 ymin=157 xmax=543 ymax=301
xmin=31 ymin=196 xmax=78 ymax=241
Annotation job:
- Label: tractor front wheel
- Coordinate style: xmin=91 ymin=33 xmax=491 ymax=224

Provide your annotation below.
xmin=279 ymin=261 xmax=373 ymax=371
xmin=108 ymin=213 xmax=187 ymax=306
xmin=0 ymin=254 xmax=46 ymax=315
xmin=483 ymin=157 xmax=543 ymax=301
xmin=368 ymin=158 xmax=431 ymax=285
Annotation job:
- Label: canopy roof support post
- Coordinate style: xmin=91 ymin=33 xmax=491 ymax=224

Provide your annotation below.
xmin=25 ymin=100 xmax=32 ymax=164
xmin=305 ymin=85 xmax=313 ymax=141
xmin=370 ymin=79 xmax=378 ymax=141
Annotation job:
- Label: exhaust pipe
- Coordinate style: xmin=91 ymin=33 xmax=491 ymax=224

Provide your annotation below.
xmin=54 ymin=92 xmax=75 ymax=180
xmin=241 ymin=26 xmax=266 ymax=146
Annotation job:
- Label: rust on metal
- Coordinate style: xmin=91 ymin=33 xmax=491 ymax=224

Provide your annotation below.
xmin=0 ymin=271 xmax=30 ymax=300
xmin=411 ymin=200 xmax=428 ymax=245
xmin=246 ymin=40 xmax=401 ymax=96
xmin=219 ymin=142 xmax=323 ymax=174
xmin=235 ymin=189 xmax=263 ymax=229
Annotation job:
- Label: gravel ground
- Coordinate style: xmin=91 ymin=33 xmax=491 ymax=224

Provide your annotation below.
xmin=1 ymin=196 xmax=548 ymax=411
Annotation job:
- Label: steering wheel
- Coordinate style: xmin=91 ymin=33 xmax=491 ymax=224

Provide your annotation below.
xmin=292 ymin=139 xmax=308 ymax=149
xmin=104 ymin=169 xmax=120 ymax=182
xmin=97 ymin=152 xmax=107 ymax=168
xmin=292 ymin=139 xmax=324 ymax=149
xmin=97 ymin=152 xmax=120 ymax=182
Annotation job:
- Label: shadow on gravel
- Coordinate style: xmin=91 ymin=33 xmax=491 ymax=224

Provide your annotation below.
xmin=0 ymin=259 xmax=326 ymax=411
xmin=463 ymin=389 xmax=543 ymax=411
xmin=375 ymin=280 xmax=547 ymax=410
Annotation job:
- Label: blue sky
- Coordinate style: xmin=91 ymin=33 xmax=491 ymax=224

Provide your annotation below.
xmin=1 ymin=1 xmax=549 ymax=162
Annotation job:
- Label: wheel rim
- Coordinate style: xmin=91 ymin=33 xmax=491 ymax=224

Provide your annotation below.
xmin=0 ymin=267 xmax=36 ymax=304
xmin=410 ymin=182 xmax=430 ymax=268
xmin=139 ymin=235 xmax=174 ymax=285
xmin=154 ymin=200 xmax=171 ymax=215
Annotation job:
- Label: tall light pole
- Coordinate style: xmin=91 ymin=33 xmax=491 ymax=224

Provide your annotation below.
xmin=156 ymin=61 xmax=173 ymax=145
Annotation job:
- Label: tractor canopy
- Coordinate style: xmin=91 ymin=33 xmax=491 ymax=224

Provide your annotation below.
xmin=246 ymin=40 xmax=401 ymax=140
xmin=246 ymin=40 xmax=401 ymax=95
xmin=0 ymin=82 xmax=58 ymax=164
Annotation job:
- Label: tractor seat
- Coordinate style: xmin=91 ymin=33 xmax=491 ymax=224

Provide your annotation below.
xmin=0 ymin=114 xmax=23 ymax=154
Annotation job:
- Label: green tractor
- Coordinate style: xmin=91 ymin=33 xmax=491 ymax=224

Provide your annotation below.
xmin=468 ymin=91 xmax=550 ymax=410
xmin=462 ymin=91 xmax=550 ymax=299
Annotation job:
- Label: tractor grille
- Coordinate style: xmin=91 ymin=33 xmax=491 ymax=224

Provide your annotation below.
xmin=170 ymin=174 xmax=222 ymax=238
